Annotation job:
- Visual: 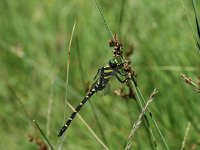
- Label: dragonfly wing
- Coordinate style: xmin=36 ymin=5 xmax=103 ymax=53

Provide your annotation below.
xmin=102 ymin=83 xmax=110 ymax=95
xmin=96 ymin=83 xmax=111 ymax=96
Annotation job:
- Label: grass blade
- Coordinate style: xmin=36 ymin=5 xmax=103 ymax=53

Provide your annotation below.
xmin=63 ymin=21 xmax=76 ymax=124
xmin=180 ymin=122 xmax=191 ymax=150
xmin=93 ymin=0 xmax=114 ymax=41
xmin=192 ymin=0 xmax=200 ymax=51
xmin=33 ymin=120 xmax=54 ymax=150
xmin=58 ymin=21 xmax=76 ymax=149
xmin=180 ymin=0 xmax=200 ymax=53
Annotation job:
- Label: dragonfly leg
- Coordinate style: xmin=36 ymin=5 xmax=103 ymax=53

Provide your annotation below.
xmin=93 ymin=68 xmax=101 ymax=80
xmin=116 ymin=69 xmax=127 ymax=76
xmin=114 ymin=73 xmax=131 ymax=83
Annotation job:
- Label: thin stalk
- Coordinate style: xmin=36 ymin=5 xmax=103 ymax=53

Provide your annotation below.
xmin=180 ymin=122 xmax=191 ymax=150
xmin=125 ymin=89 xmax=158 ymax=150
xmin=180 ymin=0 xmax=200 ymax=53
xmin=192 ymin=0 xmax=200 ymax=51
xmin=58 ymin=21 xmax=76 ymax=149
xmin=64 ymin=21 xmax=76 ymax=124
xmin=93 ymin=0 xmax=114 ymax=41
xmin=130 ymin=81 xmax=158 ymax=150
xmin=135 ymin=87 xmax=170 ymax=150
xmin=33 ymin=120 xmax=54 ymax=150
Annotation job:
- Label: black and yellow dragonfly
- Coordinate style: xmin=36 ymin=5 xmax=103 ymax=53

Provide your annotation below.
xmin=58 ymin=59 xmax=130 ymax=137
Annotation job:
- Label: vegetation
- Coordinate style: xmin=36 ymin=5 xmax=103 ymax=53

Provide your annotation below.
xmin=0 ymin=0 xmax=199 ymax=149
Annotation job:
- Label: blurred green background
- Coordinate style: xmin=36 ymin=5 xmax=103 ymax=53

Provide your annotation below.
xmin=0 ymin=0 xmax=199 ymax=149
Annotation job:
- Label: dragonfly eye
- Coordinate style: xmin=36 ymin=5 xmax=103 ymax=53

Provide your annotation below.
xmin=109 ymin=59 xmax=117 ymax=68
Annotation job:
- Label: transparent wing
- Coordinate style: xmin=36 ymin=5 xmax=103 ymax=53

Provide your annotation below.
xmin=103 ymin=83 xmax=110 ymax=95
xmin=96 ymin=83 xmax=111 ymax=96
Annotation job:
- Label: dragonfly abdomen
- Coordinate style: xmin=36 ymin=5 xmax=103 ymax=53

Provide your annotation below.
xmin=58 ymin=86 xmax=98 ymax=137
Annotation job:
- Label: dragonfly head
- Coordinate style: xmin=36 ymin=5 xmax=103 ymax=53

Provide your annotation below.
xmin=109 ymin=59 xmax=118 ymax=68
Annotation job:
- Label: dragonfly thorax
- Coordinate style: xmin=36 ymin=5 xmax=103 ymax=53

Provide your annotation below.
xmin=109 ymin=59 xmax=118 ymax=68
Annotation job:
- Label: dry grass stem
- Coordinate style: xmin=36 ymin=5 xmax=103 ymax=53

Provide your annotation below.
xmin=125 ymin=88 xmax=158 ymax=150
xmin=180 ymin=74 xmax=200 ymax=93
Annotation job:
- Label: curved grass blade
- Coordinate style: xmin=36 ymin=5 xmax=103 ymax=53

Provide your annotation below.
xmin=58 ymin=21 xmax=76 ymax=149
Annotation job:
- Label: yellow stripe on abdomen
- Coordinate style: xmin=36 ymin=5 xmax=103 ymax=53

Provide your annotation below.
xmin=104 ymin=75 xmax=112 ymax=79
xmin=104 ymin=70 xmax=112 ymax=73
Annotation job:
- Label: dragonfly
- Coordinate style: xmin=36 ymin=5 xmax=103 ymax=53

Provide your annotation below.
xmin=58 ymin=59 xmax=131 ymax=137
